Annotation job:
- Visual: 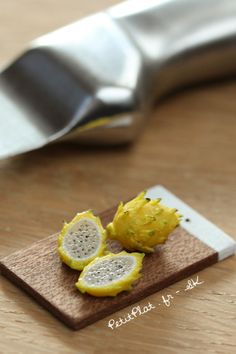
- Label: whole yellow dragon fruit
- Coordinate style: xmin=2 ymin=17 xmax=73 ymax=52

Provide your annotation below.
xmin=106 ymin=191 xmax=181 ymax=253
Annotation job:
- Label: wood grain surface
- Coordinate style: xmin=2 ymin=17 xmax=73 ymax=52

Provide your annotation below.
xmin=0 ymin=0 xmax=236 ymax=353
xmin=0 ymin=206 xmax=218 ymax=330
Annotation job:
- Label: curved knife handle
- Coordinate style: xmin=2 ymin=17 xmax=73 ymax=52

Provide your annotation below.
xmin=109 ymin=0 xmax=236 ymax=106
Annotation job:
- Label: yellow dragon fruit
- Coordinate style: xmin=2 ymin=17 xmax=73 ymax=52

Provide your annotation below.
xmin=58 ymin=210 xmax=107 ymax=270
xmin=106 ymin=191 xmax=181 ymax=253
xmin=76 ymin=251 xmax=144 ymax=297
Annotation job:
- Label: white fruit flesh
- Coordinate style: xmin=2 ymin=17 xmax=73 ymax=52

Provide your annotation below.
xmin=83 ymin=255 xmax=135 ymax=286
xmin=62 ymin=218 xmax=101 ymax=260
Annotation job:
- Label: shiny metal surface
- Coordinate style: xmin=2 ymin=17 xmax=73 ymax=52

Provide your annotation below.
xmin=1 ymin=0 xmax=236 ymax=158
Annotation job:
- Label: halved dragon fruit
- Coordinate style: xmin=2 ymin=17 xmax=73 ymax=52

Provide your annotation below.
xmin=58 ymin=210 xmax=107 ymax=270
xmin=76 ymin=251 xmax=144 ymax=296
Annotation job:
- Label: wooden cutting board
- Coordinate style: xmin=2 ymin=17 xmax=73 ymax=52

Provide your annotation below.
xmin=0 ymin=186 xmax=235 ymax=330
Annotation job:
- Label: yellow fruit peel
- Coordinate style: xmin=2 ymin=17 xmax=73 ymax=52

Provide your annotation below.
xmin=106 ymin=191 xmax=182 ymax=253
xmin=58 ymin=210 xmax=107 ymax=270
xmin=76 ymin=251 xmax=144 ymax=297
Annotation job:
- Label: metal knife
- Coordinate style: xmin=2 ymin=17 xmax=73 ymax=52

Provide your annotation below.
xmin=1 ymin=0 xmax=236 ymax=159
